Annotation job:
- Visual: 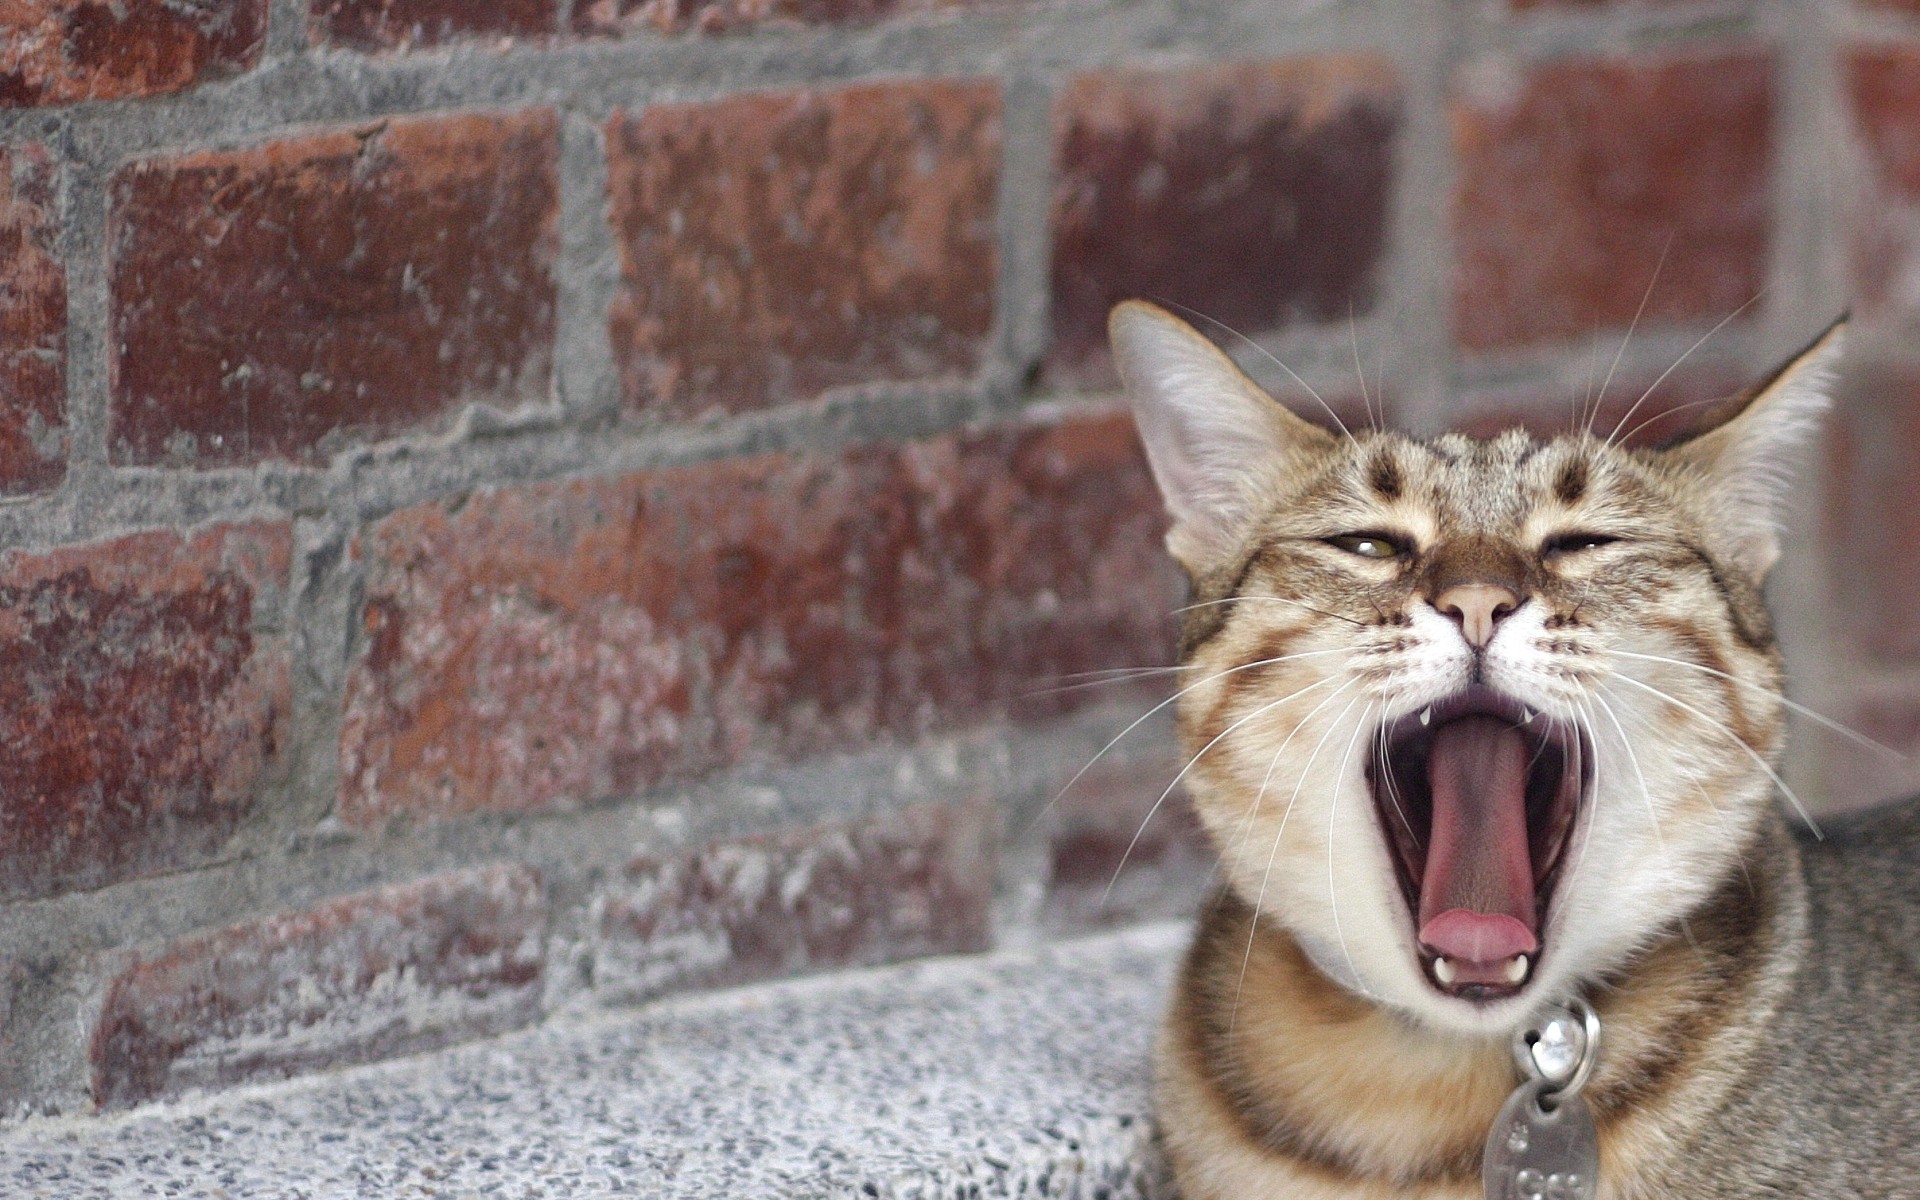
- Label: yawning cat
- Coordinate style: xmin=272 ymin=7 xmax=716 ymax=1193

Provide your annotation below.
xmin=1109 ymin=299 xmax=1920 ymax=1198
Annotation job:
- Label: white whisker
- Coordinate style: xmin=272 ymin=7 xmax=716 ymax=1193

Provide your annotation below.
xmin=1606 ymin=672 xmax=1824 ymax=839
xmin=1589 ymin=234 xmax=1672 ymax=436
xmin=1039 ymin=648 xmax=1349 ymax=831
xmin=1103 ymin=673 xmax=1343 ymax=904
xmin=1606 ymin=648 xmax=1903 ymax=760
xmin=1605 ymin=288 xmax=1766 ymax=449
xmin=1327 ymin=700 xmax=1380 ymax=1001
xmin=1228 ymin=679 xmax=1360 ymax=1028
xmin=1151 ymin=297 xmax=1355 ymax=441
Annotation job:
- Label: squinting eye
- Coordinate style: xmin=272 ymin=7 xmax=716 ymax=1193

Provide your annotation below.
xmin=1543 ymin=533 xmax=1620 ymax=556
xmin=1326 ymin=533 xmax=1404 ymax=560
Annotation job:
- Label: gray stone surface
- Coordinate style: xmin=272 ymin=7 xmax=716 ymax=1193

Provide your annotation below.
xmin=2 ymin=924 xmax=1186 ymax=1199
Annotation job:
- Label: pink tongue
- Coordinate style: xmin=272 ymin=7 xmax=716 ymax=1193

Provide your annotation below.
xmin=1417 ymin=716 xmax=1539 ymax=966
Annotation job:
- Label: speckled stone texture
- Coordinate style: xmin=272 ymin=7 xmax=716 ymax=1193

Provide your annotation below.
xmin=4 ymin=924 xmax=1183 ymax=1198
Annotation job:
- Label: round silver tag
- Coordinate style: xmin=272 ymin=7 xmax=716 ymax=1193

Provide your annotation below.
xmin=1482 ymin=1077 xmax=1599 ymax=1200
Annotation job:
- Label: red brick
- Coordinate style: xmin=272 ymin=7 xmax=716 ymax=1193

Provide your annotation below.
xmin=605 ymin=80 xmax=999 ymax=421
xmin=1041 ymin=750 xmax=1211 ymax=933
xmin=90 ymin=864 xmax=545 ymax=1110
xmin=1451 ymin=49 xmax=1774 ymax=352
xmin=309 ymin=0 xmax=558 ymax=50
xmin=109 ymin=110 xmax=559 ymax=468
xmin=593 ymin=803 xmax=989 ymax=1002
xmin=0 ymin=523 xmax=289 ymax=902
xmin=338 ymin=411 xmax=1178 ymax=826
xmin=1826 ymin=356 xmax=1920 ymax=660
xmin=1847 ymin=46 xmax=1920 ymax=322
xmin=0 ymin=143 xmax=66 ymax=494
xmin=1049 ymin=56 xmax=1401 ymax=383
xmin=0 ymin=0 xmax=265 ymax=107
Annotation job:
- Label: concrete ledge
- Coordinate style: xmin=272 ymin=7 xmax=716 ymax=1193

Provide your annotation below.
xmin=4 ymin=923 xmax=1187 ymax=1199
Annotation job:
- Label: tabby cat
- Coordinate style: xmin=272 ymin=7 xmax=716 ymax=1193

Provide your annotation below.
xmin=1108 ymin=299 xmax=1920 ymax=1198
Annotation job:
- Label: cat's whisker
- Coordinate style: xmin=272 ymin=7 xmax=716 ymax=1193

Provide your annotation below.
xmin=1036 ymin=648 xmax=1350 ymax=835
xmin=1612 ymin=394 xmax=1736 ymax=447
xmin=1606 ymin=649 xmax=1903 ymax=760
xmin=1174 ymin=596 xmax=1367 ymax=628
xmin=1228 ymin=679 xmax=1360 ymax=1029
xmin=1605 ymin=288 xmax=1767 ymax=449
xmin=1567 ymin=697 xmax=1603 ymax=883
xmin=1102 ymin=674 xmax=1345 ymax=906
xmin=1020 ymin=665 xmax=1196 ymax=699
xmin=1235 ymin=689 xmax=1366 ymax=1022
xmin=1327 ymin=700 xmax=1381 ymax=1001
xmin=1606 ymin=672 xmax=1824 ymax=840
xmin=1149 ymin=297 xmax=1355 ymax=441
xmin=1590 ymin=689 xmax=1668 ymax=848
xmin=1348 ymin=302 xmax=1379 ymax=434
xmin=1589 ymin=234 xmax=1673 ymax=437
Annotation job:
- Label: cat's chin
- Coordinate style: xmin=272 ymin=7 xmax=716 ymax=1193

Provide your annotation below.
xmin=1365 ymin=685 xmax=1591 ymax=1011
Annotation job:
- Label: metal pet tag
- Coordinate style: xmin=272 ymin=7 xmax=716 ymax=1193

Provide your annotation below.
xmin=1484 ymin=998 xmax=1602 ymax=1200
xmin=1482 ymin=1078 xmax=1599 ymax=1200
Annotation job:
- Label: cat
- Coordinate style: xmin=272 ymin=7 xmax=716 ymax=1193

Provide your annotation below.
xmin=1107 ymin=299 xmax=1920 ymax=1198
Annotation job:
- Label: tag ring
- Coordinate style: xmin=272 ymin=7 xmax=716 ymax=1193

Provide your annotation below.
xmin=1511 ymin=997 xmax=1601 ymax=1108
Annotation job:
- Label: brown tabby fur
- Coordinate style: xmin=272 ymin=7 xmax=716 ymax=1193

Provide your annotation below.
xmin=1109 ymin=301 xmax=1920 ymax=1197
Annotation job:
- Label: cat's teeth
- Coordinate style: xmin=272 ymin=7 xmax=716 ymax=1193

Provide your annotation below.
xmin=1504 ymin=954 xmax=1531 ymax=985
xmin=1419 ymin=707 xmax=1432 ymax=727
xmin=1431 ymin=956 xmax=1457 ymax=985
xmin=1522 ymin=709 xmax=1536 ymax=724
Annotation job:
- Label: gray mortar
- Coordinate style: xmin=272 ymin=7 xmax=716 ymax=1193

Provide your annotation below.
xmin=0 ymin=0 xmax=1848 ymax=1122
xmin=0 ymin=923 xmax=1186 ymax=1199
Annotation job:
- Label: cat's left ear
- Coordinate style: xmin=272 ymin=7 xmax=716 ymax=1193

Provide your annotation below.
xmin=1661 ymin=316 xmax=1846 ymax=579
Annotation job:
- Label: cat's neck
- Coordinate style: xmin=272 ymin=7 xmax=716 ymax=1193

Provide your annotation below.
xmin=1158 ymin=817 xmax=1809 ymax=1197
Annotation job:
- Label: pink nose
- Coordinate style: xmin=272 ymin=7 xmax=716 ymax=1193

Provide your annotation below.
xmin=1436 ymin=583 xmax=1519 ymax=648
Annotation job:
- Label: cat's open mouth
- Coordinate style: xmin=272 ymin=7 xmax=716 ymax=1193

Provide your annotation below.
xmin=1365 ymin=686 xmax=1589 ymax=1003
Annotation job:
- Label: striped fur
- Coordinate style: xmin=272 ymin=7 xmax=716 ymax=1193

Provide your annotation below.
xmin=1105 ymin=302 xmax=1894 ymax=1197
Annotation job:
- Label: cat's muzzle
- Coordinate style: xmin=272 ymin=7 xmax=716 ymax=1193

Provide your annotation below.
xmin=1367 ymin=685 xmax=1590 ymax=1002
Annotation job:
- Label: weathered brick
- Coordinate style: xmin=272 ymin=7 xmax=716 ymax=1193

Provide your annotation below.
xmin=1049 ymin=56 xmax=1401 ymax=382
xmin=592 ymin=803 xmax=989 ymax=1003
xmin=109 ymin=110 xmax=559 ymax=468
xmin=605 ymin=80 xmax=999 ymax=421
xmin=0 ymin=523 xmax=289 ymax=902
xmin=0 ymin=0 xmax=265 ymax=107
xmin=310 ymin=0 xmax=558 ymax=50
xmin=90 ymin=864 xmax=545 ymax=1110
xmin=0 ymin=143 xmax=66 ymax=494
xmin=1826 ymin=356 xmax=1920 ymax=660
xmin=338 ymin=411 xmax=1177 ymax=826
xmin=1041 ymin=751 xmax=1211 ymax=934
xmin=1451 ymin=49 xmax=1774 ymax=352
xmin=1847 ymin=45 xmax=1920 ymax=320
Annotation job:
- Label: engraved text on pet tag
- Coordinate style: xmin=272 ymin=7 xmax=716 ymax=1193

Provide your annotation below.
xmin=1484 ymin=998 xmax=1602 ymax=1200
xmin=1482 ymin=1077 xmax=1599 ymax=1200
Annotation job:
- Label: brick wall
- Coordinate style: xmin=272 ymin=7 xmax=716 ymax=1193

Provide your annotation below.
xmin=0 ymin=0 xmax=1896 ymax=1117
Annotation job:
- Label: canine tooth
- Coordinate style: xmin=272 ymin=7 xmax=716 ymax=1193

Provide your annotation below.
xmin=1505 ymin=954 xmax=1531 ymax=985
xmin=1432 ymin=956 xmax=1457 ymax=985
xmin=1522 ymin=709 xmax=1536 ymax=724
xmin=1419 ymin=707 xmax=1432 ymax=727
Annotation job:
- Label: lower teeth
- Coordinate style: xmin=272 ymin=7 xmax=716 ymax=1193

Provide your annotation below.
xmin=1430 ymin=953 xmax=1533 ymax=988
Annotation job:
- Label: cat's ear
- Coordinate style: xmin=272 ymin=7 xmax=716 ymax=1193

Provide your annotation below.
xmin=1109 ymin=301 xmax=1336 ymax=573
xmin=1661 ymin=316 xmax=1847 ymax=579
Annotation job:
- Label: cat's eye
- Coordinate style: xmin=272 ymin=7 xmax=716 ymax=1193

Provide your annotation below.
xmin=1325 ymin=533 xmax=1404 ymax=560
xmin=1542 ymin=533 xmax=1620 ymax=557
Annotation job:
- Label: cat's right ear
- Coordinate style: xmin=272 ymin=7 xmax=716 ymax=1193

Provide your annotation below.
xmin=1109 ymin=300 xmax=1336 ymax=573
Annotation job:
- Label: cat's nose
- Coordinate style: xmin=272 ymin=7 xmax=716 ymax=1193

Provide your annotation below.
xmin=1435 ymin=583 xmax=1520 ymax=648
